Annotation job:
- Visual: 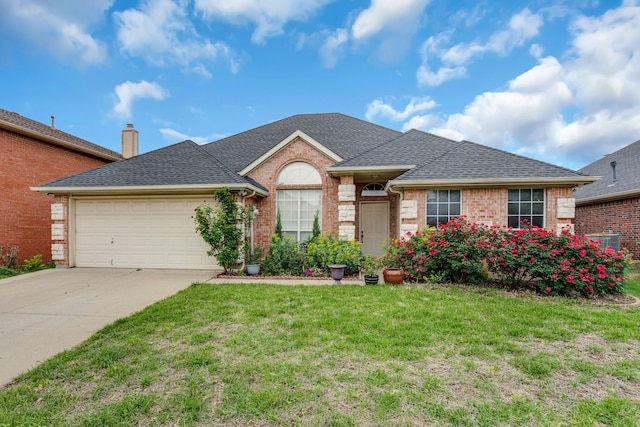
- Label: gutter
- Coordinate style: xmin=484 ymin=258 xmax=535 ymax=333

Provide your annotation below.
xmin=30 ymin=183 xmax=269 ymax=197
xmin=575 ymin=188 xmax=640 ymax=206
xmin=386 ymin=176 xmax=600 ymax=189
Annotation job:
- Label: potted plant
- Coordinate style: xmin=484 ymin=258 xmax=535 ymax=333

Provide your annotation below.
xmin=361 ymin=254 xmax=380 ymax=285
xmin=245 ymin=245 xmax=264 ymax=275
xmin=379 ymin=244 xmax=405 ymax=285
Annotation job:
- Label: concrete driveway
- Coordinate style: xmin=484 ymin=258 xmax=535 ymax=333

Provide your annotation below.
xmin=0 ymin=268 xmax=214 ymax=387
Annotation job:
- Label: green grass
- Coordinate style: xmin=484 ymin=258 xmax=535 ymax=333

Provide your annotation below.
xmin=1 ymin=283 xmax=639 ymax=426
xmin=625 ymin=262 xmax=640 ymax=298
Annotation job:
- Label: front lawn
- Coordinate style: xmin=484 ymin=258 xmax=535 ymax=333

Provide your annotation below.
xmin=1 ymin=283 xmax=639 ymax=426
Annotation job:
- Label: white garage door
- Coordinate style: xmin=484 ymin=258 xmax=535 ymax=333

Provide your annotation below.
xmin=75 ymin=198 xmax=218 ymax=270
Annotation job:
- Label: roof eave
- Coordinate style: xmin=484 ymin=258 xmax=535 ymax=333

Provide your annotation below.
xmin=386 ymin=176 xmax=600 ymax=190
xmin=30 ymin=183 xmax=269 ymax=197
xmin=575 ymin=188 xmax=640 ymax=206
xmin=1 ymin=119 xmax=122 ymax=162
xmin=326 ymin=165 xmax=415 ymax=176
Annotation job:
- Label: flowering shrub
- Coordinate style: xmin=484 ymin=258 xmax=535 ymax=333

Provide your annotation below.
xmin=381 ymin=217 xmax=630 ymax=298
xmin=381 ymin=219 xmax=489 ymax=283
xmin=485 ymin=224 xmax=630 ymax=298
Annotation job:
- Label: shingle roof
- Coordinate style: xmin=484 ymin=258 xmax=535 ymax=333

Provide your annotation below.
xmin=573 ymin=139 xmax=640 ymax=202
xmin=39 ymin=140 xmax=251 ymax=188
xmin=0 ymin=108 xmax=122 ymax=160
xmin=338 ymin=129 xmax=590 ymax=181
xmin=203 ymin=113 xmax=401 ymax=172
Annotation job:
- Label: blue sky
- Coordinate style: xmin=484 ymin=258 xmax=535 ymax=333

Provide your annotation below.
xmin=1 ymin=0 xmax=638 ymax=170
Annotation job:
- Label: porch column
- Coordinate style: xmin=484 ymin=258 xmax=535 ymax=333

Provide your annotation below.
xmin=338 ymin=176 xmax=356 ymax=240
xmin=400 ymin=199 xmax=418 ymax=235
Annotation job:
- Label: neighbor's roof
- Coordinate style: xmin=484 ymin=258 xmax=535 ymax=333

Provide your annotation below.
xmin=203 ymin=112 xmax=402 ymax=173
xmin=0 ymin=108 xmax=122 ymax=161
xmin=573 ymin=139 xmax=640 ymax=204
xmin=34 ymin=140 xmax=267 ymax=195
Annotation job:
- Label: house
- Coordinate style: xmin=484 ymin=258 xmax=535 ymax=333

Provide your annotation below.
xmin=574 ymin=139 xmax=640 ymax=257
xmin=0 ymin=108 xmax=123 ymax=264
xmin=32 ymin=113 xmax=597 ymax=270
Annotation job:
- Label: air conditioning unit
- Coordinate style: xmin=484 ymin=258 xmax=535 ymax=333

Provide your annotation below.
xmin=586 ymin=234 xmax=621 ymax=251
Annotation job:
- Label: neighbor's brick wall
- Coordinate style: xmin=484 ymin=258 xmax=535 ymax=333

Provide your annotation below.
xmin=575 ymin=197 xmax=640 ymax=258
xmin=247 ymin=137 xmax=340 ymax=249
xmin=0 ymin=129 xmax=110 ymax=263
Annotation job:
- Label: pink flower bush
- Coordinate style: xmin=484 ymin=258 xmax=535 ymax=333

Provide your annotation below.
xmin=381 ymin=217 xmax=630 ymax=298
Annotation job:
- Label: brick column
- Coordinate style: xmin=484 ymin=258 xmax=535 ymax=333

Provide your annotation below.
xmin=555 ymin=197 xmax=576 ymax=235
xmin=400 ymin=199 xmax=418 ymax=235
xmin=51 ymin=195 xmax=69 ymax=267
xmin=338 ymin=176 xmax=356 ymax=240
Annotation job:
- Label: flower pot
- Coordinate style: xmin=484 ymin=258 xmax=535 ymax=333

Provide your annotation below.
xmin=364 ymin=274 xmax=379 ymax=285
xmin=329 ymin=264 xmax=347 ymax=284
xmin=383 ymin=268 xmax=405 ymax=285
xmin=246 ymin=263 xmax=261 ymax=275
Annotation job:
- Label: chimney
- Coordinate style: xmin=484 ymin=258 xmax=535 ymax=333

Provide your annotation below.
xmin=51 ymin=115 xmax=55 ymax=129
xmin=122 ymin=123 xmax=139 ymax=159
xmin=610 ymin=161 xmax=617 ymax=182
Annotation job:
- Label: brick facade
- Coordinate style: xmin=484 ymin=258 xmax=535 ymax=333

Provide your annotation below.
xmin=575 ymin=197 xmax=640 ymax=258
xmin=246 ymin=137 xmax=341 ymax=249
xmin=0 ymin=128 xmax=110 ymax=263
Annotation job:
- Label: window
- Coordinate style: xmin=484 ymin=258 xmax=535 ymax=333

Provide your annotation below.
xmin=426 ymin=190 xmax=461 ymax=227
xmin=276 ymin=162 xmax=322 ymax=241
xmin=362 ymin=183 xmax=387 ymax=197
xmin=508 ymin=189 xmax=545 ymax=228
xmin=277 ymin=190 xmax=322 ymax=241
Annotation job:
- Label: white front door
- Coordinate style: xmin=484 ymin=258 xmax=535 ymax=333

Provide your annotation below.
xmin=360 ymin=202 xmax=389 ymax=256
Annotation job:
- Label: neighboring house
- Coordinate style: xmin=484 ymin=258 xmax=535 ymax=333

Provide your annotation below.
xmin=33 ymin=113 xmax=597 ymax=270
xmin=574 ymin=139 xmax=640 ymax=257
xmin=1 ymin=108 xmax=123 ymax=264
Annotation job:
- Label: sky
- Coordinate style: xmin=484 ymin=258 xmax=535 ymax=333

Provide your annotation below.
xmin=1 ymin=0 xmax=639 ymax=170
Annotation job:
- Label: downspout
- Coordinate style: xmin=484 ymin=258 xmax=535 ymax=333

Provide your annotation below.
xmin=386 ymin=184 xmax=404 ymax=238
xmin=240 ymin=189 xmax=258 ymax=269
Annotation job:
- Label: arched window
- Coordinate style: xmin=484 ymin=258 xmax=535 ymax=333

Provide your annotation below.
xmin=277 ymin=162 xmax=322 ymax=185
xmin=362 ymin=183 xmax=387 ymax=196
xmin=276 ymin=162 xmax=322 ymax=241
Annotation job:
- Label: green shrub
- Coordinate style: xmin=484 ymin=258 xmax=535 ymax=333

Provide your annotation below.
xmin=305 ymin=233 xmax=363 ymax=276
xmin=23 ymin=254 xmax=44 ymax=273
xmin=263 ymin=234 xmax=305 ymax=276
xmin=0 ymin=266 xmax=17 ymax=278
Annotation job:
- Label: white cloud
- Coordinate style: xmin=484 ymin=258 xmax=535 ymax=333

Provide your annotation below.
xmin=422 ymin=1 xmax=640 ymax=168
xmin=0 ymin=0 xmax=110 ymax=65
xmin=351 ymin=0 xmax=430 ymax=40
xmin=194 ymin=0 xmax=332 ymax=44
xmin=160 ymin=127 xmax=228 ymax=144
xmin=418 ymin=8 xmax=543 ymax=86
xmin=113 ymin=81 xmax=169 ymax=119
xmin=366 ymin=96 xmax=436 ymax=121
xmin=319 ymin=28 xmax=348 ymax=68
xmin=115 ymin=0 xmax=236 ymax=74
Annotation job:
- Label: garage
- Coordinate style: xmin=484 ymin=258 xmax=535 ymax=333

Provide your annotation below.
xmin=73 ymin=198 xmax=217 ymax=270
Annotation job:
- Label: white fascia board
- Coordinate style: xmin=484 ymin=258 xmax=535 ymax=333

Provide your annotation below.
xmin=239 ymin=130 xmax=343 ymax=176
xmin=30 ymin=183 xmax=268 ymax=197
xmin=386 ymin=176 xmax=600 ymax=191
xmin=326 ymin=165 xmax=415 ymax=176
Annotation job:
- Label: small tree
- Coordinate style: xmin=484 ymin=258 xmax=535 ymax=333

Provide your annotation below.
xmin=275 ymin=210 xmax=283 ymax=239
xmin=194 ymin=187 xmax=245 ymax=273
xmin=310 ymin=211 xmax=321 ymax=241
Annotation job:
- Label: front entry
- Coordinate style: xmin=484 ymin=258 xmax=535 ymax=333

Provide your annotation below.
xmin=360 ymin=202 xmax=389 ymax=256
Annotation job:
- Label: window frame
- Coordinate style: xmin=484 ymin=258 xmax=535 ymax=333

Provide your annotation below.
xmin=275 ymin=162 xmax=323 ymax=242
xmin=426 ymin=189 xmax=462 ymax=227
xmin=507 ymin=188 xmax=545 ymax=229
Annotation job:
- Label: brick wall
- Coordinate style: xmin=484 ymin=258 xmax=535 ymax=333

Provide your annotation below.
xmin=575 ymin=197 xmax=640 ymax=257
xmin=246 ymin=137 xmax=340 ymax=248
xmin=0 ymin=129 xmax=110 ymax=263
